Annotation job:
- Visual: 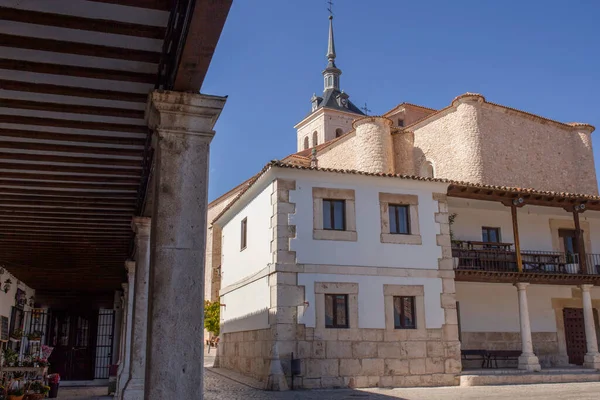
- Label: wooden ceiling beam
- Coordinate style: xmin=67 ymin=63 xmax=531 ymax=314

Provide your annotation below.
xmin=0 ymin=141 xmax=143 ymax=157
xmin=0 ymin=6 xmax=166 ymax=39
xmin=0 ymin=172 xmax=140 ymax=184
xmin=0 ymin=179 xmax=138 ymax=190
xmin=0 ymin=202 xmax=135 ymax=211
xmin=0 ymin=215 xmax=132 ymax=223
xmin=0 ymin=237 xmax=130 ymax=245
xmin=0 ymin=33 xmax=161 ymax=63
xmin=87 ymin=0 xmax=171 ymax=11
xmin=0 ymin=58 xmax=155 ymax=84
xmin=0 ymin=99 xmax=145 ymax=119
xmin=0 ymin=208 xmax=132 ymax=216
xmin=0 ymin=153 xmax=142 ymax=167
xmin=0 ymin=188 xmax=137 ymax=198
xmin=0 ymin=79 xmax=147 ymax=103
xmin=0 ymin=115 xmax=147 ymax=134
xmin=0 ymin=194 xmax=135 ymax=205
xmin=0 ymin=161 xmax=141 ymax=176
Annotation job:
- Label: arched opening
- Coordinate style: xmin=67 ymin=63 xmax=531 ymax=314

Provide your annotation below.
xmin=335 ymin=128 xmax=343 ymax=138
xmin=312 ymin=131 xmax=318 ymax=147
xmin=303 ymin=136 xmax=309 ymax=150
xmin=421 ymin=161 xmax=435 ymax=178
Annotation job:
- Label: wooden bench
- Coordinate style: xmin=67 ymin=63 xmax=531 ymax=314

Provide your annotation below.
xmin=461 ymin=349 xmax=489 ymax=368
xmin=487 ymin=350 xmax=521 ymax=368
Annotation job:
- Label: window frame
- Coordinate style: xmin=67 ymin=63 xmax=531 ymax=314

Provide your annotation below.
xmin=393 ymin=296 xmax=417 ymax=329
xmin=240 ymin=217 xmax=247 ymax=251
xmin=312 ymin=187 xmax=357 ymax=242
xmin=324 ymin=294 xmax=349 ymax=329
xmin=388 ymin=204 xmax=411 ymax=235
xmin=397 ymin=118 xmax=404 ymax=127
xmin=379 ymin=193 xmax=421 ymax=245
xmin=481 ymin=226 xmax=501 ymax=244
xmin=312 ymin=131 xmax=318 ymax=147
xmin=322 ymin=199 xmax=346 ymax=231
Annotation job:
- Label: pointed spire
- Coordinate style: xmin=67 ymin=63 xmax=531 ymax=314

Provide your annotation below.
xmin=326 ymin=15 xmax=336 ymax=66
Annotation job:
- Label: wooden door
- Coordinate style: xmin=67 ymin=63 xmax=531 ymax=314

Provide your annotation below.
xmin=564 ymin=308 xmax=587 ymax=365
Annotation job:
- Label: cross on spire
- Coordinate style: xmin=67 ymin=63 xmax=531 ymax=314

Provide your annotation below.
xmin=361 ymin=102 xmax=372 ymax=115
xmin=327 ymin=0 xmax=334 ymax=17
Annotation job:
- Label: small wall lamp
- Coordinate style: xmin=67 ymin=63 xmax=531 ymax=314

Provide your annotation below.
xmin=512 ymin=198 xmax=524 ymax=206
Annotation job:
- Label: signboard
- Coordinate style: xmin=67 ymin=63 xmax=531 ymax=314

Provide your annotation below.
xmin=0 ymin=316 xmax=8 ymax=342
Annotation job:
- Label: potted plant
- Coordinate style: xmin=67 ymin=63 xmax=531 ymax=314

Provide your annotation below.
xmin=10 ymin=329 xmax=23 ymax=341
xmin=565 ymin=251 xmax=579 ymax=274
xmin=47 ymin=374 xmax=60 ymax=399
xmin=6 ymin=385 xmax=24 ymax=400
xmin=27 ymin=331 xmax=42 ymax=341
xmin=3 ymin=348 xmax=18 ymax=367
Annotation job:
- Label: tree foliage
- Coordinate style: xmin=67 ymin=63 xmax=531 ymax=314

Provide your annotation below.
xmin=204 ymin=300 xmax=220 ymax=337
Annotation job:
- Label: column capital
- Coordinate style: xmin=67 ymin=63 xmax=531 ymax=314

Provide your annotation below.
xmin=121 ymin=283 xmax=128 ymax=292
xmin=146 ymin=90 xmax=226 ymax=139
xmin=132 ymin=216 xmax=151 ymax=239
xmin=514 ymin=282 xmax=530 ymax=291
xmin=580 ymin=284 xmax=594 ymax=292
xmin=125 ymin=260 xmax=136 ymax=279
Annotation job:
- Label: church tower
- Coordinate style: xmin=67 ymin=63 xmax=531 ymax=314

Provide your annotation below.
xmin=294 ymin=11 xmax=364 ymax=152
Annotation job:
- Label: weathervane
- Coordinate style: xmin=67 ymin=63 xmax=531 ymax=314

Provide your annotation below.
xmin=327 ymin=0 xmax=334 ymax=17
xmin=361 ymin=102 xmax=372 ymax=115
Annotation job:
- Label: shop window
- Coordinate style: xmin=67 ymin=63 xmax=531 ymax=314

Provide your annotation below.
xmin=393 ymin=296 xmax=416 ymax=329
xmin=325 ymin=294 xmax=349 ymax=329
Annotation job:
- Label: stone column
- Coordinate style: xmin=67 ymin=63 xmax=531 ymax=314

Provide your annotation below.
xmin=144 ymin=90 xmax=226 ymax=399
xmin=112 ymin=290 xmax=123 ymax=365
xmin=122 ymin=217 xmax=151 ymax=400
xmin=580 ymin=284 xmax=600 ymax=369
xmin=116 ymin=262 xmax=135 ymax=399
xmin=514 ymin=283 xmax=541 ymax=371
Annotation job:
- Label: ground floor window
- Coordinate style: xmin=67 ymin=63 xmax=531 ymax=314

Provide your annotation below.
xmin=325 ymin=294 xmax=349 ymax=328
xmin=393 ymin=296 xmax=416 ymax=329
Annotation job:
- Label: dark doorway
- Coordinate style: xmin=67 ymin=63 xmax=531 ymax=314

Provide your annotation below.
xmin=564 ymin=308 xmax=586 ymax=365
xmin=48 ymin=310 xmax=98 ymax=381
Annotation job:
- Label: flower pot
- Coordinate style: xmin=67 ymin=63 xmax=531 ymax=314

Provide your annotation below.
xmin=565 ymin=263 xmax=579 ymax=274
xmin=25 ymin=394 xmax=45 ymax=400
xmin=48 ymin=383 xmax=59 ymax=399
xmin=8 ymin=395 xmax=24 ymax=400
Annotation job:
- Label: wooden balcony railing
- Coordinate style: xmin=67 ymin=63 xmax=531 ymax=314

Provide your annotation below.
xmin=452 ymin=242 xmax=600 ymax=275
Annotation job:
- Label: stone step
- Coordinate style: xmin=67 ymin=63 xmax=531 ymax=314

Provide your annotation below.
xmin=460 ymin=370 xmax=600 ymax=386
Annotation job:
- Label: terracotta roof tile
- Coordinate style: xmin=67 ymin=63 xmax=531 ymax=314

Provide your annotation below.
xmin=211 ymin=161 xmax=600 ymax=224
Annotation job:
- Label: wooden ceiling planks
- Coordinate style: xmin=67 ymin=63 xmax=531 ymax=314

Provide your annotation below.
xmin=0 ymin=0 xmax=232 ymax=299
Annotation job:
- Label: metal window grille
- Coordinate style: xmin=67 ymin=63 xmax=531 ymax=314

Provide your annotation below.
xmin=94 ymin=309 xmax=115 ymax=379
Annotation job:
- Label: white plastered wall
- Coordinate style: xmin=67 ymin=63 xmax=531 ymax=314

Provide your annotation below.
xmin=297 ymin=273 xmax=444 ymax=329
xmin=456 ymin=282 xmax=600 ymax=333
xmin=220 ymin=277 xmax=270 ymax=333
xmin=0 ymin=270 xmax=35 ymax=321
xmin=287 ymin=171 xmax=446 ymax=268
xmin=219 ymin=182 xmax=273 ymax=288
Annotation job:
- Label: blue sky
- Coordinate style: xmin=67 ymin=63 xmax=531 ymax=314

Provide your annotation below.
xmin=202 ymin=0 xmax=600 ymax=202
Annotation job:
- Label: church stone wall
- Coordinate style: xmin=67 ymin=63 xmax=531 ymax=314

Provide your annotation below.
xmin=354 ymin=117 xmax=394 ymax=174
xmin=316 ymin=133 xmax=358 ymax=170
xmin=478 ymin=105 xmax=598 ymax=194
xmin=412 ymin=98 xmax=485 ymax=182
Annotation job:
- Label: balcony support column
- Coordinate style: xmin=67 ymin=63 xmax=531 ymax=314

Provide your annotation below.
xmin=580 ymin=284 xmax=600 ymax=369
xmin=573 ymin=209 xmax=588 ymax=274
xmin=514 ymin=282 xmax=541 ymax=371
xmin=511 ymin=204 xmax=523 ymax=273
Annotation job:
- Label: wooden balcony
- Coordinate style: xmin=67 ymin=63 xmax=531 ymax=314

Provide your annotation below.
xmin=452 ymin=241 xmax=600 ymax=285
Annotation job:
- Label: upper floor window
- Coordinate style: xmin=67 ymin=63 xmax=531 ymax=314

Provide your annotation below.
xmin=312 ymin=131 xmax=318 ymax=147
xmin=325 ymin=294 xmax=349 ymax=329
xmin=323 ymin=199 xmax=346 ymax=231
xmin=389 ymin=204 xmax=410 ymax=234
xmin=397 ymin=118 xmax=404 ymax=127
xmin=303 ymin=137 xmax=309 ymax=150
xmin=335 ymin=128 xmax=343 ymax=138
xmin=481 ymin=226 xmax=501 ymax=243
xmin=421 ymin=161 xmax=434 ymax=178
xmin=240 ymin=217 xmax=247 ymax=251
xmin=393 ymin=296 xmax=416 ymax=329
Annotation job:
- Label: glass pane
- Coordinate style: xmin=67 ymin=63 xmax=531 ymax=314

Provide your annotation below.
xmin=398 ymin=206 xmax=409 ymax=234
xmin=489 ymin=229 xmax=499 ymax=243
xmin=564 ymin=236 xmax=576 ymax=254
xmin=482 ymin=228 xmax=489 ymax=242
xmin=323 ymin=200 xmax=332 ymax=230
xmin=335 ymin=295 xmax=347 ymax=327
xmin=402 ymin=297 xmax=415 ymax=328
xmin=393 ymin=297 xmax=402 ymax=328
xmin=333 ymin=201 xmax=345 ymax=230
xmin=325 ymin=295 xmax=334 ymax=327
xmin=389 ymin=206 xmax=398 ymax=234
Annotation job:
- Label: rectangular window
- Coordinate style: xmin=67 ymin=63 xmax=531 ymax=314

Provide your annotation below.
xmin=481 ymin=227 xmax=501 ymax=243
xmin=393 ymin=296 xmax=416 ymax=329
xmin=325 ymin=294 xmax=349 ymax=328
xmin=389 ymin=204 xmax=410 ymax=234
xmin=240 ymin=217 xmax=247 ymax=250
xmin=397 ymin=119 xmax=404 ymax=127
xmin=323 ymin=199 xmax=346 ymax=231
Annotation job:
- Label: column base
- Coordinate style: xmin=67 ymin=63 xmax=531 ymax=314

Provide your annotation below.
xmin=122 ymin=378 xmax=145 ymax=400
xmin=583 ymin=352 xmax=600 ymax=369
xmin=265 ymin=342 xmax=289 ymax=391
xmin=518 ymin=354 xmax=541 ymax=371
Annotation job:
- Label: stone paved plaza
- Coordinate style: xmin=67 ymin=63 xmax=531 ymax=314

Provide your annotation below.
xmin=57 ymin=373 xmax=600 ymax=400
